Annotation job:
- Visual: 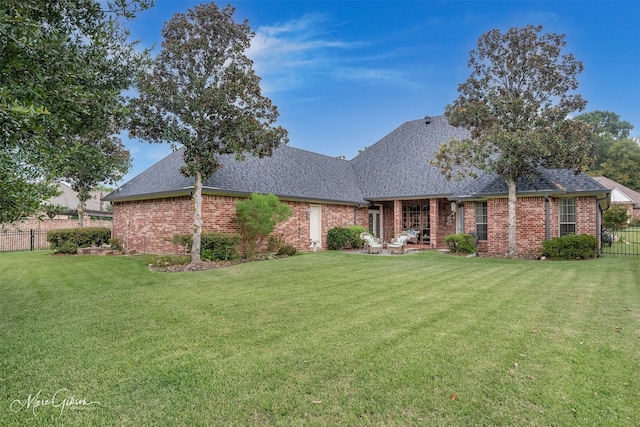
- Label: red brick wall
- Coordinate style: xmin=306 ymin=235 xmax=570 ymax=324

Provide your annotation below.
xmin=464 ymin=196 xmax=599 ymax=256
xmin=112 ymin=195 xmax=366 ymax=254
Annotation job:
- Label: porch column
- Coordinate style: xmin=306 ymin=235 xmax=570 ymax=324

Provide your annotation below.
xmin=430 ymin=199 xmax=438 ymax=248
xmin=393 ymin=200 xmax=402 ymax=238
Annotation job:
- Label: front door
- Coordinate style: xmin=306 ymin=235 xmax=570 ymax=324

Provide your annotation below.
xmin=368 ymin=206 xmax=382 ymax=240
xmin=309 ymin=205 xmax=321 ymax=247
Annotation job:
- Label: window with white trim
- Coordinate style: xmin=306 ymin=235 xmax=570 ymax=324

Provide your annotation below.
xmin=559 ymin=198 xmax=576 ymax=236
xmin=475 ymin=201 xmax=488 ymax=241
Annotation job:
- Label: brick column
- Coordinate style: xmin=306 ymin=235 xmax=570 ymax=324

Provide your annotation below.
xmin=430 ymin=198 xmax=439 ymax=248
xmin=393 ymin=200 xmax=403 ymax=238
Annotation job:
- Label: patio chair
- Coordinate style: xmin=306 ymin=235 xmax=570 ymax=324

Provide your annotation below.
xmin=402 ymin=229 xmax=419 ymax=244
xmin=387 ymin=233 xmax=409 ymax=254
xmin=360 ymin=232 xmax=383 ymax=254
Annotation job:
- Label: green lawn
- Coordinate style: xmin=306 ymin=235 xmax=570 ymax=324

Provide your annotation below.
xmin=1 ymin=251 xmax=639 ymax=426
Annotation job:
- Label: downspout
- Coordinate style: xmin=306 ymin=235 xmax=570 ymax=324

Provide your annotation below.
xmin=354 ymin=206 xmax=358 ymax=225
xmin=544 ymin=195 xmax=550 ymax=241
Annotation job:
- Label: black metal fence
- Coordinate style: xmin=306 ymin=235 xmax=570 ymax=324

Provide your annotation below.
xmin=0 ymin=229 xmax=51 ymax=252
xmin=600 ymin=226 xmax=640 ymax=258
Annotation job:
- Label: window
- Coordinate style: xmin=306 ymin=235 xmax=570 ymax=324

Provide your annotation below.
xmin=559 ymin=198 xmax=576 ymax=236
xmin=475 ymin=201 xmax=488 ymax=241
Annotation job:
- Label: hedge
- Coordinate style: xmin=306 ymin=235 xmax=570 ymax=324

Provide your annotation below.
xmin=540 ymin=234 xmax=598 ymax=260
xmin=46 ymin=227 xmax=112 ymax=254
xmin=170 ymin=232 xmax=241 ymax=261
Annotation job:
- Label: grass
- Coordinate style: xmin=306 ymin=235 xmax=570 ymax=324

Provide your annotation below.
xmin=1 ymin=250 xmax=639 ymax=426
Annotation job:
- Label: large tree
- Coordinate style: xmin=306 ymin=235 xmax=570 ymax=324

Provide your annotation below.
xmin=433 ymin=25 xmax=594 ymax=256
xmin=129 ymin=3 xmax=288 ymax=268
xmin=0 ymin=0 xmax=151 ymax=224
xmin=61 ymin=134 xmax=131 ymax=227
xmin=574 ymin=110 xmax=634 ymax=171
xmin=599 ymin=138 xmax=640 ymax=190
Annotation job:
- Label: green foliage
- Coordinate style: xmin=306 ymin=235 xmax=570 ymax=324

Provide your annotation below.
xmin=0 ymin=0 xmax=150 ymax=224
xmin=444 ymin=233 xmax=477 ymax=254
xmin=598 ymin=139 xmax=640 ymax=190
xmin=109 ymin=237 xmax=124 ymax=252
xmin=433 ymin=25 xmax=592 ymax=256
xmin=168 ymin=234 xmax=194 ymax=254
xmin=235 ymin=193 xmax=292 ymax=258
xmin=129 ymin=3 xmax=288 ymax=265
xmin=603 ymin=205 xmax=629 ymax=230
xmin=267 ymin=234 xmax=285 ymax=253
xmin=327 ymin=226 xmax=367 ymax=250
xmin=61 ymin=136 xmax=131 ymax=227
xmin=574 ymin=110 xmax=634 ymax=171
xmin=277 ymin=245 xmax=298 ymax=256
xmin=170 ymin=232 xmax=240 ymax=261
xmin=540 ymin=234 xmax=598 ymax=260
xmin=347 ymin=225 xmax=368 ymax=248
xmin=46 ymin=227 xmax=112 ymax=253
xmin=327 ymin=227 xmax=352 ymax=250
xmin=148 ymin=254 xmax=191 ymax=267
xmin=41 ymin=202 xmax=67 ymax=219
xmin=200 ymin=232 xmax=241 ymax=261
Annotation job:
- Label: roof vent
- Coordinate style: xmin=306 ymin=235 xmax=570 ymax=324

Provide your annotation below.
xmin=424 ymin=116 xmax=432 ymax=124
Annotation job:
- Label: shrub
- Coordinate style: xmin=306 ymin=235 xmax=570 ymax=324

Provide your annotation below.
xmin=277 ymin=245 xmax=297 ymax=256
xmin=267 ymin=234 xmax=285 ymax=253
xmin=603 ymin=205 xmax=629 ymax=230
xmin=236 ymin=193 xmax=292 ymax=258
xmin=200 ymin=232 xmax=241 ymax=261
xmin=327 ymin=227 xmax=351 ymax=250
xmin=167 ymin=234 xmax=192 ymax=254
xmin=347 ymin=225 xmax=368 ymax=248
xmin=444 ymin=233 xmax=476 ymax=254
xmin=170 ymin=232 xmax=240 ymax=261
xmin=47 ymin=227 xmax=111 ymax=254
xmin=540 ymin=234 xmax=598 ymax=260
xmin=109 ymin=237 xmax=124 ymax=251
xmin=148 ymin=254 xmax=191 ymax=267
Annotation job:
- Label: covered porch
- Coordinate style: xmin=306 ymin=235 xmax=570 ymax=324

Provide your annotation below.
xmin=365 ymin=198 xmax=460 ymax=249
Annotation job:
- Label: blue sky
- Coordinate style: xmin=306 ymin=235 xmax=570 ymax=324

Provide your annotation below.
xmin=120 ymin=0 xmax=640 ymax=183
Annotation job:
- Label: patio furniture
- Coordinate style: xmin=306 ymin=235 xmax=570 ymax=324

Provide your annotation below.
xmin=388 ymin=234 xmax=409 ymax=254
xmin=360 ymin=232 xmax=383 ymax=254
xmin=401 ymin=229 xmax=420 ymax=244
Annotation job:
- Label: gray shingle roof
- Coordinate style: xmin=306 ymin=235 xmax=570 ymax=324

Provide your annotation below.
xmin=350 ymin=115 xmax=474 ymax=199
xmin=104 ymin=145 xmax=366 ymax=204
xmin=454 ymin=169 xmax=609 ymax=199
xmin=105 ymin=114 xmax=609 ymax=204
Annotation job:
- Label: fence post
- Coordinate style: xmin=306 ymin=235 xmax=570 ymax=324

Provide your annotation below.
xmin=30 ymin=229 xmax=35 ymax=251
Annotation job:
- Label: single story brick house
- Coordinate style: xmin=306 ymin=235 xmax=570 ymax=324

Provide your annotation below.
xmin=592 ymin=176 xmax=640 ymax=221
xmin=104 ymin=115 xmax=610 ymax=256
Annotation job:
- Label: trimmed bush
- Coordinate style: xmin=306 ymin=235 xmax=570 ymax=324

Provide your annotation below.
xmin=277 ymin=245 xmax=297 ymax=256
xmin=326 ymin=227 xmax=351 ymax=250
xmin=47 ymin=227 xmax=111 ymax=254
xmin=170 ymin=232 xmax=240 ymax=261
xmin=444 ymin=233 xmax=477 ymax=254
xmin=327 ymin=226 xmax=369 ymax=250
xmin=346 ymin=225 xmax=368 ymax=248
xmin=201 ymin=232 xmax=241 ymax=261
xmin=540 ymin=234 xmax=598 ymax=260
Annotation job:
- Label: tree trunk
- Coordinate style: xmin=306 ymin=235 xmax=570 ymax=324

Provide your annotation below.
xmin=188 ymin=171 xmax=203 ymax=269
xmin=77 ymin=201 xmax=85 ymax=228
xmin=506 ymin=176 xmax=517 ymax=257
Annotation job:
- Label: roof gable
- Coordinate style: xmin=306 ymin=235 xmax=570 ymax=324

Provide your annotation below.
xmin=592 ymin=176 xmax=640 ymax=207
xmin=350 ymin=115 xmax=474 ymax=199
xmin=105 ymin=145 xmax=365 ymax=204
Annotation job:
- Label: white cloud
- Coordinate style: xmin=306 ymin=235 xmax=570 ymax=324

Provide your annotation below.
xmin=247 ymin=14 xmax=418 ymax=94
